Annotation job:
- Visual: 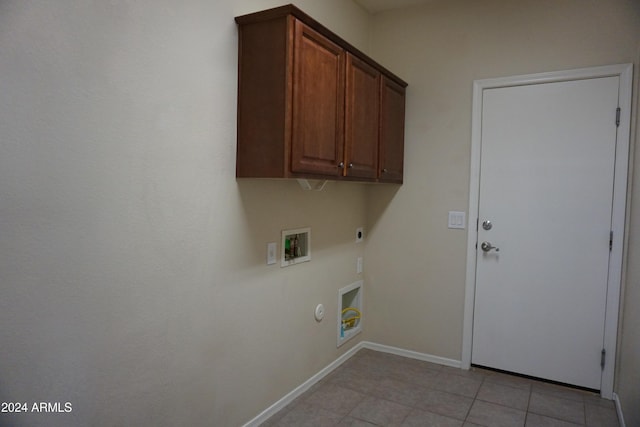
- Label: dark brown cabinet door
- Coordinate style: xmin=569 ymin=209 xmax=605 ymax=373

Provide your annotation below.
xmin=291 ymin=20 xmax=345 ymax=176
xmin=379 ymin=76 xmax=406 ymax=183
xmin=235 ymin=5 xmax=406 ymax=183
xmin=345 ymin=53 xmax=380 ymax=179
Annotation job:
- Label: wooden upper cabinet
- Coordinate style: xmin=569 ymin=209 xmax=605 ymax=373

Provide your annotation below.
xmin=291 ymin=21 xmax=345 ymax=176
xmin=379 ymin=76 xmax=406 ymax=183
xmin=345 ymin=53 xmax=380 ymax=179
xmin=235 ymin=5 xmax=407 ymax=183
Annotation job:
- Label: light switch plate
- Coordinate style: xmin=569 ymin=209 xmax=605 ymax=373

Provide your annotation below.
xmin=267 ymin=242 xmax=277 ymax=265
xmin=356 ymin=257 xmax=363 ymax=274
xmin=448 ymin=211 xmax=466 ymax=229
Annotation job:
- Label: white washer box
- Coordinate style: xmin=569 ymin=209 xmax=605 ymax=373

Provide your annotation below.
xmin=338 ymin=281 xmax=363 ymax=347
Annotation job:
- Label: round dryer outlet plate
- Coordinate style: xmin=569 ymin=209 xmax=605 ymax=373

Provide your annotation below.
xmin=314 ymin=304 xmax=325 ymax=321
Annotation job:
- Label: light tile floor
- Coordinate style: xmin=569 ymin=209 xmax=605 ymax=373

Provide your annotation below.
xmin=262 ymin=349 xmax=619 ymax=427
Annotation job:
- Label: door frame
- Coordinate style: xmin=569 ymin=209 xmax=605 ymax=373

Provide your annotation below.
xmin=461 ymin=63 xmax=633 ymax=399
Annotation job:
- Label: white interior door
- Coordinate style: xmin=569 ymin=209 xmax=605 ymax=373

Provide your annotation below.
xmin=471 ymin=76 xmax=620 ymax=390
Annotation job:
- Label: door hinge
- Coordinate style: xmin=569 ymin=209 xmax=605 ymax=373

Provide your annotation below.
xmin=609 ymin=231 xmax=613 ymax=251
xmin=601 ymin=348 xmax=606 ymax=370
xmin=615 ymin=107 xmax=621 ymax=127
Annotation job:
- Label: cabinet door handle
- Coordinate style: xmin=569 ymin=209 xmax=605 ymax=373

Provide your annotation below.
xmin=338 ymin=162 xmax=344 ymax=169
xmin=382 ymin=168 xmax=388 ymax=173
xmin=348 ymin=163 xmax=353 ymax=168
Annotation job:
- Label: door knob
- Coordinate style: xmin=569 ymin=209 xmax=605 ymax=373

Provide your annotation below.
xmin=482 ymin=220 xmax=493 ymax=230
xmin=481 ymin=241 xmax=499 ymax=252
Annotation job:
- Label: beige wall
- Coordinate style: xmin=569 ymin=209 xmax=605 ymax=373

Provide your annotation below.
xmin=2 ymin=0 xmax=639 ymax=425
xmin=0 ymin=1 xmax=370 ymax=426
xmin=365 ymin=0 xmax=640 ymax=423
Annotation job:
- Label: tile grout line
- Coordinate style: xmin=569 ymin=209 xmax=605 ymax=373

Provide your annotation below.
xmin=462 ymin=374 xmax=485 ymax=423
xmin=524 ymin=381 xmax=533 ymax=427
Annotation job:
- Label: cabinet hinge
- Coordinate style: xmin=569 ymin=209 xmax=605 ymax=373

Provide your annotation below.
xmin=615 ymin=107 xmax=621 ymax=127
xmin=609 ymin=231 xmax=613 ymax=251
xmin=601 ymin=348 xmax=606 ymax=370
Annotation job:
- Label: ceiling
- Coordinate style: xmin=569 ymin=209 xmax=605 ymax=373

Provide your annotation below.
xmin=354 ymin=0 xmax=437 ymax=13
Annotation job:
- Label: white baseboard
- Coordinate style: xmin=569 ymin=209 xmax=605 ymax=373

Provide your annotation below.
xmin=242 ymin=341 xmax=463 ymax=426
xmin=242 ymin=342 xmax=364 ymax=427
xmin=361 ymin=341 xmax=462 ymax=368
xmin=613 ymin=392 xmax=626 ymax=427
